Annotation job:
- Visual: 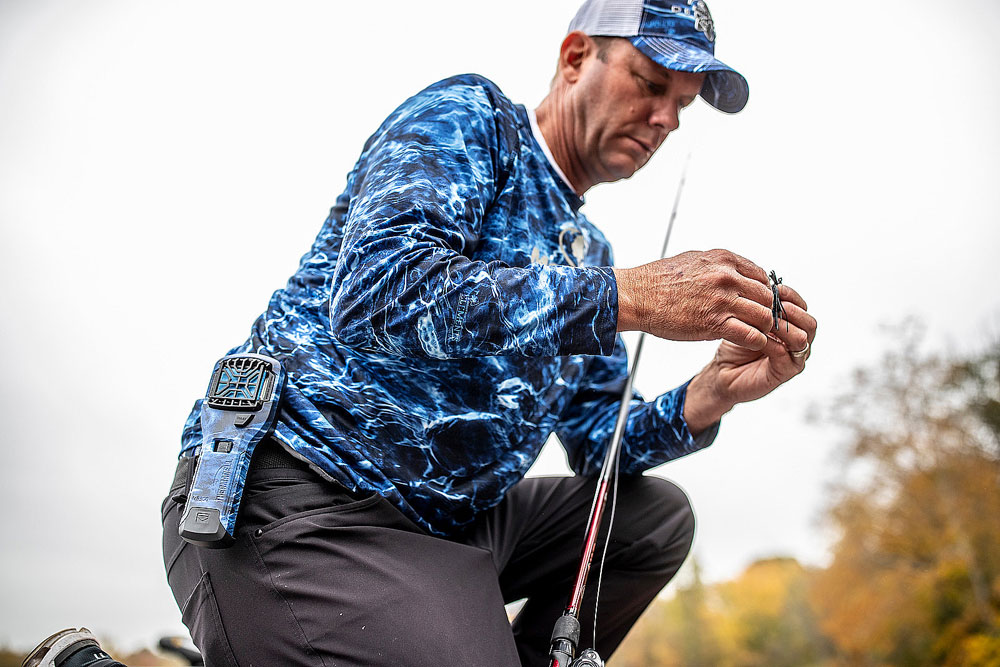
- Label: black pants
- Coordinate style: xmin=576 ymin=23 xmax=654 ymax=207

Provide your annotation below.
xmin=161 ymin=442 xmax=695 ymax=667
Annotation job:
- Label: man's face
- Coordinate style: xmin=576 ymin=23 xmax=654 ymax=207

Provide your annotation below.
xmin=568 ymin=38 xmax=705 ymax=185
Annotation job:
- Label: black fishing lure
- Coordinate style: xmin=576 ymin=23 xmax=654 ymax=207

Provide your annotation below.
xmin=769 ymin=270 xmax=788 ymax=333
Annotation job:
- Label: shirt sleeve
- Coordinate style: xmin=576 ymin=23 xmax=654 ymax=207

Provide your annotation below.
xmin=555 ymin=334 xmax=720 ymax=476
xmin=328 ymin=79 xmax=618 ymax=359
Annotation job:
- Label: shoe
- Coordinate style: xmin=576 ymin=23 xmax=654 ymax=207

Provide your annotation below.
xmin=21 ymin=628 xmax=115 ymax=667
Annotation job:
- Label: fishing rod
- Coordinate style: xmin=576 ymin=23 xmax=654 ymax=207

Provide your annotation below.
xmin=547 ymin=156 xmax=691 ymax=667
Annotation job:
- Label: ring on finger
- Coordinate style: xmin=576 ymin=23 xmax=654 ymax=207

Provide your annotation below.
xmin=789 ymin=340 xmax=810 ymax=360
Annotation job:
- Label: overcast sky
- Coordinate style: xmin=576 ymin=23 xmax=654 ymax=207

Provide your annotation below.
xmin=1 ymin=0 xmax=998 ymax=652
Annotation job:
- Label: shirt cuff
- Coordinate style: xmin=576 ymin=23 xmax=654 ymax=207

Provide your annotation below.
xmin=555 ymin=265 xmax=618 ymax=356
xmin=690 ymin=419 xmax=721 ymax=450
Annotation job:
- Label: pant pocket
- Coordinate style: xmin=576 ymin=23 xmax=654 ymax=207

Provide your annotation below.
xmin=181 ymin=571 xmax=240 ymax=667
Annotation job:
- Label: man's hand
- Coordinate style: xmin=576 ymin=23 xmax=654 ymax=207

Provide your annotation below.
xmin=683 ymin=283 xmax=817 ymax=433
xmin=614 ymin=249 xmax=775 ymax=351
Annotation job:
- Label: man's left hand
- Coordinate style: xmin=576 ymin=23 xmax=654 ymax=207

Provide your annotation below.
xmin=683 ymin=284 xmax=817 ymax=433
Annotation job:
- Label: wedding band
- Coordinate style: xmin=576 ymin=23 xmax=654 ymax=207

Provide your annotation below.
xmin=789 ymin=341 xmax=810 ymax=360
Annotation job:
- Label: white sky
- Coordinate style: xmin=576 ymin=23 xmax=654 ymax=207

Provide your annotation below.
xmin=1 ymin=0 xmax=998 ymax=652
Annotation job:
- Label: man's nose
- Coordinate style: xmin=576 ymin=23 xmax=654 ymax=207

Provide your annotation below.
xmin=649 ymin=99 xmax=681 ymax=134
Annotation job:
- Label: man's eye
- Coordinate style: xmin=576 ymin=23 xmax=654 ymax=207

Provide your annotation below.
xmin=644 ymin=79 xmax=665 ymax=95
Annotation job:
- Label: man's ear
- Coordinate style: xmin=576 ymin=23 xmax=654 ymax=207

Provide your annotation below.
xmin=557 ymin=31 xmax=592 ymax=85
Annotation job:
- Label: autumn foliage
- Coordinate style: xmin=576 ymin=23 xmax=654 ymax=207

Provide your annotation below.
xmin=613 ymin=325 xmax=1000 ymax=666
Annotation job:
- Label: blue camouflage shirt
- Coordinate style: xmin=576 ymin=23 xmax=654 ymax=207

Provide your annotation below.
xmin=181 ymin=74 xmax=717 ymax=536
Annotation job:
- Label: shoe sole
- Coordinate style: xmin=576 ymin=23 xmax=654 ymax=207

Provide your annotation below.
xmin=21 ymin=627 xmax=98 ymax=667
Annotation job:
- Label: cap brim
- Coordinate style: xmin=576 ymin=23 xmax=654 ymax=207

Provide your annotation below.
xmin=630 ymin=36 xmax=749 ymax=114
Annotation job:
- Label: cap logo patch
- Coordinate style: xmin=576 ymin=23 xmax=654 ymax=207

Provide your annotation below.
xmin=665 ymin=1 xmax=716 ymax=43
xmin=693 ymin=1 xmax=716 ymax=43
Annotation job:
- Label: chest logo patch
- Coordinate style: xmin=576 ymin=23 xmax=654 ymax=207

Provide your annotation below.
xmin=558 ymin=225 xmax=589 ymax=267
xmin=530 ymin=226 xmax=590 ymax=267
xmin=530 ymin=246 xmax=550 ymax=266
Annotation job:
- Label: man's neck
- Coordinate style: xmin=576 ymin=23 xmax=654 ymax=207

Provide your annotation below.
xmin=534 ymin=93 xmax=591 ymax=196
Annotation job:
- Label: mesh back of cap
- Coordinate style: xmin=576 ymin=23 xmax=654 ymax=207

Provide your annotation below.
xmin=567 ymin=0 xmax=643 ymax=36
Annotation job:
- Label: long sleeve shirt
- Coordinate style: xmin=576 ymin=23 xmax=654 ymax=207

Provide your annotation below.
xmin=179 ymin=74 xmax=718 ymax=536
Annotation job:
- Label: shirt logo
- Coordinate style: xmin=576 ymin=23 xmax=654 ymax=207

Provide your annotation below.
xmin=558 ymin=225 xmax=589 ymax=267
xmin=530 ymin=246 xmax=550 ymax=266
xmin=530 ymin=225 xmax=590 ymax=268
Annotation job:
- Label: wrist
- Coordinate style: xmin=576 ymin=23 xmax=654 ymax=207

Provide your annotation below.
xmin=612 ymin=267 xmax=642 ymax=332
xmin=683 ymin=366 xmax=734 ymax=434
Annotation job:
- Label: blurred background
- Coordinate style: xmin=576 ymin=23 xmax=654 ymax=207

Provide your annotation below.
xmin=1 ymin=0 xmax=997 ymax=664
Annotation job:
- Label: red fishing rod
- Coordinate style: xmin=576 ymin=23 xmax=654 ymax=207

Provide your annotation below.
xmin=547 ymin=158 xmax=691 ymax=667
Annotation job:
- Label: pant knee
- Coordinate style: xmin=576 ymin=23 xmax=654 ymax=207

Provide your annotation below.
xmin=613 ymin=475 xmax=695 ymax=570
xmin=651 ymin=476 xmax=696 ymax=546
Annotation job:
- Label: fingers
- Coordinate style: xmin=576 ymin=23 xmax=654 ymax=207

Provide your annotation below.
xmin=736 ymin=274 xmax=774 ymax=308
xmin=780 ymin=301 xmax=817 ymax=344
xmin=720 ymin=317 xmax=769 ymax=351
xmin=732 ymin=296 xmax=774 ymax=335
xmin=713 ymin=262 xmax=815 ymax=358
xmin=773 ymin=283 xmax=816 ymax=358
xmin=636 ymin=249 xmax=813 ymax=354
xmin=720 ymin=276 xmax=790 ymax=351
xmin=770 ymin=315 xmax=810 ymax=355
xmin=777 ymin=283 xmax=808 ymax=311
xmin=761 ymin=333 xmax=795 ymax=362
xmin=761 ymin=333 xmax=808 ymax=375
xmin=768 ymin=310 xmax=812 ymax=371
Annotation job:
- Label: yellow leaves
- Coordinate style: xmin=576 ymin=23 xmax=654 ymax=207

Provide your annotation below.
xmin=611 ymin=329 xmax=1000 ymax=665
xmin=812 ymin=331 xmax=1000 ymax=665
xmin=954 ymin=634 xmax=1000 ymax=667
xmin=612 ymin=558 xmax=826 ymax=667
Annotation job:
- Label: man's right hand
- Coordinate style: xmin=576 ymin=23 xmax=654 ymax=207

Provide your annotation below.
xmin=612 ymin=249 xmax=775 ymax=351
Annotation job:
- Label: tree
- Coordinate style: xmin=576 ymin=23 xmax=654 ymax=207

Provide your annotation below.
xmin=0 ymin=647 xmax=23 ymax=667
xmin=611 ymin=558 xmax=722 ymax=667
xmin=611 ymin=557 xmax=831 ymax=666
xmin=812 ymin=321 xmax=1000 ymax=665
xmin=712 ymin=558 xmax=830 ymax=667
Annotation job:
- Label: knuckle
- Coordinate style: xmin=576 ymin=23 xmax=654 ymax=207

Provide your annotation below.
xmin=704 ymin=271 xmax=725 ymax=289
xmin=706 ymin=248 xmax=728 ymax=263
xmin=714 ymin=272 xmax=735 ymax=290
xmin=716 ymin=312 xmax=735 ymax=335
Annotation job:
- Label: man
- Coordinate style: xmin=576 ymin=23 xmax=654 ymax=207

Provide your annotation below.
xmin=24 ymin=1 xmax=816 ymax=666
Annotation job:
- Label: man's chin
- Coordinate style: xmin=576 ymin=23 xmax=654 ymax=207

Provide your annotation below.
xmin=604 ymin=158 xmax=646 ymax=183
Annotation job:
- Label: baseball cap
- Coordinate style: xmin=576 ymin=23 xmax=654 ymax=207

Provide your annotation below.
xmin=568 ymin=0 xmax=749 ymax=113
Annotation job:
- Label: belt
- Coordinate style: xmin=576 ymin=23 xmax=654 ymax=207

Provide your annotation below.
xmin=250 ymin=437 xmax=313 ymax=472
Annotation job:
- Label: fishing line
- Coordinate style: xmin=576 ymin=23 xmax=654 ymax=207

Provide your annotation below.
xmin=589 ymin=154 xmax=691 ymax=648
